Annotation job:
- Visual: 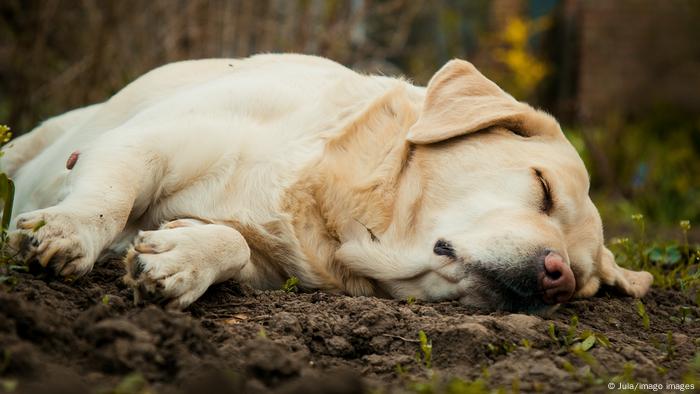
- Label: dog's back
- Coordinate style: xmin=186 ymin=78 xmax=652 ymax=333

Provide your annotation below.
xmin=6 ymin=54 xmax=410 ymax=225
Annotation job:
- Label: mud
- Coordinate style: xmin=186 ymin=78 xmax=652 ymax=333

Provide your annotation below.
xmin=0 ymin=258 xmax=698 ymax=393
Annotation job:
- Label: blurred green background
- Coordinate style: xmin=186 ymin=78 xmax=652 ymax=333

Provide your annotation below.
xmin=1 ymin=0 xmax=699 ymax=240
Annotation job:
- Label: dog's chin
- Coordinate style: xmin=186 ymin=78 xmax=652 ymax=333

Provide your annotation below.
xmin=459 ymin=288 xmax=559 ymax=315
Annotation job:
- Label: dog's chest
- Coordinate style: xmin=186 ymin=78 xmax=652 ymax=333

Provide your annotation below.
xmin=142 ymin=138 xmax=325 ymax=229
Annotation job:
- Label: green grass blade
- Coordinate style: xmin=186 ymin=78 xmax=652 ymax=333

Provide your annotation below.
xmin=0 ymin=174 xmax=14 ymax=232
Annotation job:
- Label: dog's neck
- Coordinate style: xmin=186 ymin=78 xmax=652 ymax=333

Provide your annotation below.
xmin=281 ymin=86 xmax=421 ymax=294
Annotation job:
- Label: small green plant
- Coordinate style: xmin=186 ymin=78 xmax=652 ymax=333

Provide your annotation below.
xmin=406 ymin=369 xmax=495 ymax=394
xmin=106 ymin=372 xmax=151 ymax=394
xmin=444 ymin=377 xmax=488 ymax=394
xmin=564 ymin=315 xmax=579 ymax=346
xmin=569 ymin=348 xmax=604 ymax=384
xmin=394 ymin=363 xmax=407 ymax=376
xmin=587 ymin=331 xmax=611 ymax=349
xmin=572 ymin=334 xmax=596 ymax=352
xmin=0 ymin=125 xmax=15 ymax=256
xmin=406 ymin=296 xmax=416 ymax=305
xmin=480 ymin=366 xmax=490 ymax=380
xmin=572 ymin=329 xmax=611 ymax=353
xmin=610 ymin=362 xmax=636 ymax=385
xmin=511 ymin=377 xmax=520 ymax=394
xmin=610 ymin=216 xmax=699 ymax=298
xmin=487 ymin=340 xmax=518 ymax=356
xmin=680 ymin=220 xmax=691 ymax=258
xmin=682 ymin=352 xmax=700 ymax=386
xmin=677 ymin=306 xmax=694 ymax=323
xmin=0 ymin=125 xmax=11 ymax=145
xmin=486 ymin=343 xmax=498 ymax=355
xmin=102 ymin=295 xmax=111 ymax=305
xmin=0 ymin=349 xmax=11 ymax=374
xmin=282 ymin=276 xmax=299 ymax=293
xmin=547 ymin=322 xmax=558 ymax=345
xmin=0 ymin=379 xmax=17 ymax=393
xmin=549 ymin=316 xmax=611 ymax=356
xmin=561 ymin=359 xmax=576 ymax=374
xmin=636 ymin=300 xmax=650 ymax=329
xmin=417 ymin=330 xmax=432 ymax=369
xmin=503 ymin=341 xmax=517 ymax=353
xmin=0 ymin=125 xmax=18 ymax=288
xmin=665 ymin=332 xmax=675 ymax=361
xmin=631 ymin=213 xmax=649 ymax=268
xmin=560 ymin=358 xmax=590 ymax=386
xmin=0 ymin=173 xmax=13 ymax=237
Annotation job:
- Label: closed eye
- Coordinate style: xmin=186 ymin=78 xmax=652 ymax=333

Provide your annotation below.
xmin=534 ymin=169 xmax=553 ymax=214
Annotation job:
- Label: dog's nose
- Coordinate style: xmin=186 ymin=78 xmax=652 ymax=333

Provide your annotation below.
xmin=540 ymin=252 xmax=575 ymax=304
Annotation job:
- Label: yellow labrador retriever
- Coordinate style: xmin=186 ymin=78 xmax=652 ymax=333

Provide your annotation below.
xmin=3 ymin=54 xmax=652 ymax=312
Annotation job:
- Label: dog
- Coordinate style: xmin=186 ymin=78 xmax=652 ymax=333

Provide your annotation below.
xmin=2 ymin=54 xmax=652 ymax=312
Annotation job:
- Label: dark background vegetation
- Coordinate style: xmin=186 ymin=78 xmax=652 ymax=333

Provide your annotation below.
xmin=1 ymin=0 xmax=699 ymax=240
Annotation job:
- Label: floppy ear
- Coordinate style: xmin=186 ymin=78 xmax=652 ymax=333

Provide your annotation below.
xmin=597 ymin=247 xmax=653 ymax=298
xmin=407 ymin=59 xmax=558 ymax=144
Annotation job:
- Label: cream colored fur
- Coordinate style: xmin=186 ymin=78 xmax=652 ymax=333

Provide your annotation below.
xmin=2 ymin=54 xmax=652 ymax=311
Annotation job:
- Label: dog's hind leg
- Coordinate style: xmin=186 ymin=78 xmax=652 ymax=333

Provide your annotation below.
xmin=122 ymin=219 xmax=253 ymax=309
xmin=1 ymin=104 xmax=102 ymax=177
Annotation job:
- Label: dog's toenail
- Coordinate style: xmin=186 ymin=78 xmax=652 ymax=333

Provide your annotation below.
xmin=133 ymin=257 xmax=145 ymax=278
xmin=20 ymin=236 xmax=35 ymax=251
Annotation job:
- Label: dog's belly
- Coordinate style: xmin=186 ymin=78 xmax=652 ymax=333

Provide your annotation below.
xmin=13 ymin=170 xmax=69 ymax=216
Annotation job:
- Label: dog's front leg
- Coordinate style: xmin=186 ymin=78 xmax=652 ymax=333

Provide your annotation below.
xmin=10 ymin=141 xmax=164 ymax=277
xmin=123 ymin=219 xmax=252 ymax=309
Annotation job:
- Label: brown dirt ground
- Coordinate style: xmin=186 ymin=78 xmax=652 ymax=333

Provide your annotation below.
xmin=0 ymin=257 xmax=698 ymax=394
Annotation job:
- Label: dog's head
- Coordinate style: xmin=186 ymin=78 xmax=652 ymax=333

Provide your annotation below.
xmin=334 ymin=59 xmax=652 ymax=313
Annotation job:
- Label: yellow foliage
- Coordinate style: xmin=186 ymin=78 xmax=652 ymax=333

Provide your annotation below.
xmin=502 ymin=17 xmax=529 ymax=47
xmin=489 ymin=16 xmax=550 ymax=99
xmin=0 ymin=125 xmax=11 ymax=145
xmin=0 ymin=125 xmax=11 ymax=159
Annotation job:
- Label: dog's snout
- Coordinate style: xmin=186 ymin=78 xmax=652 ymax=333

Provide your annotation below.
xmin=540 ymin=252 xmax=575 ymax=304
xmin=466 ymin=249 xmax=577 ymax=311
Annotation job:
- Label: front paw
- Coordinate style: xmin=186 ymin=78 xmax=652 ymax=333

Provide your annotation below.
xmin=123 ymin=228 xmax=218 ymax=309
xmin=9 ymin=209 xmax=98 ymax=278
